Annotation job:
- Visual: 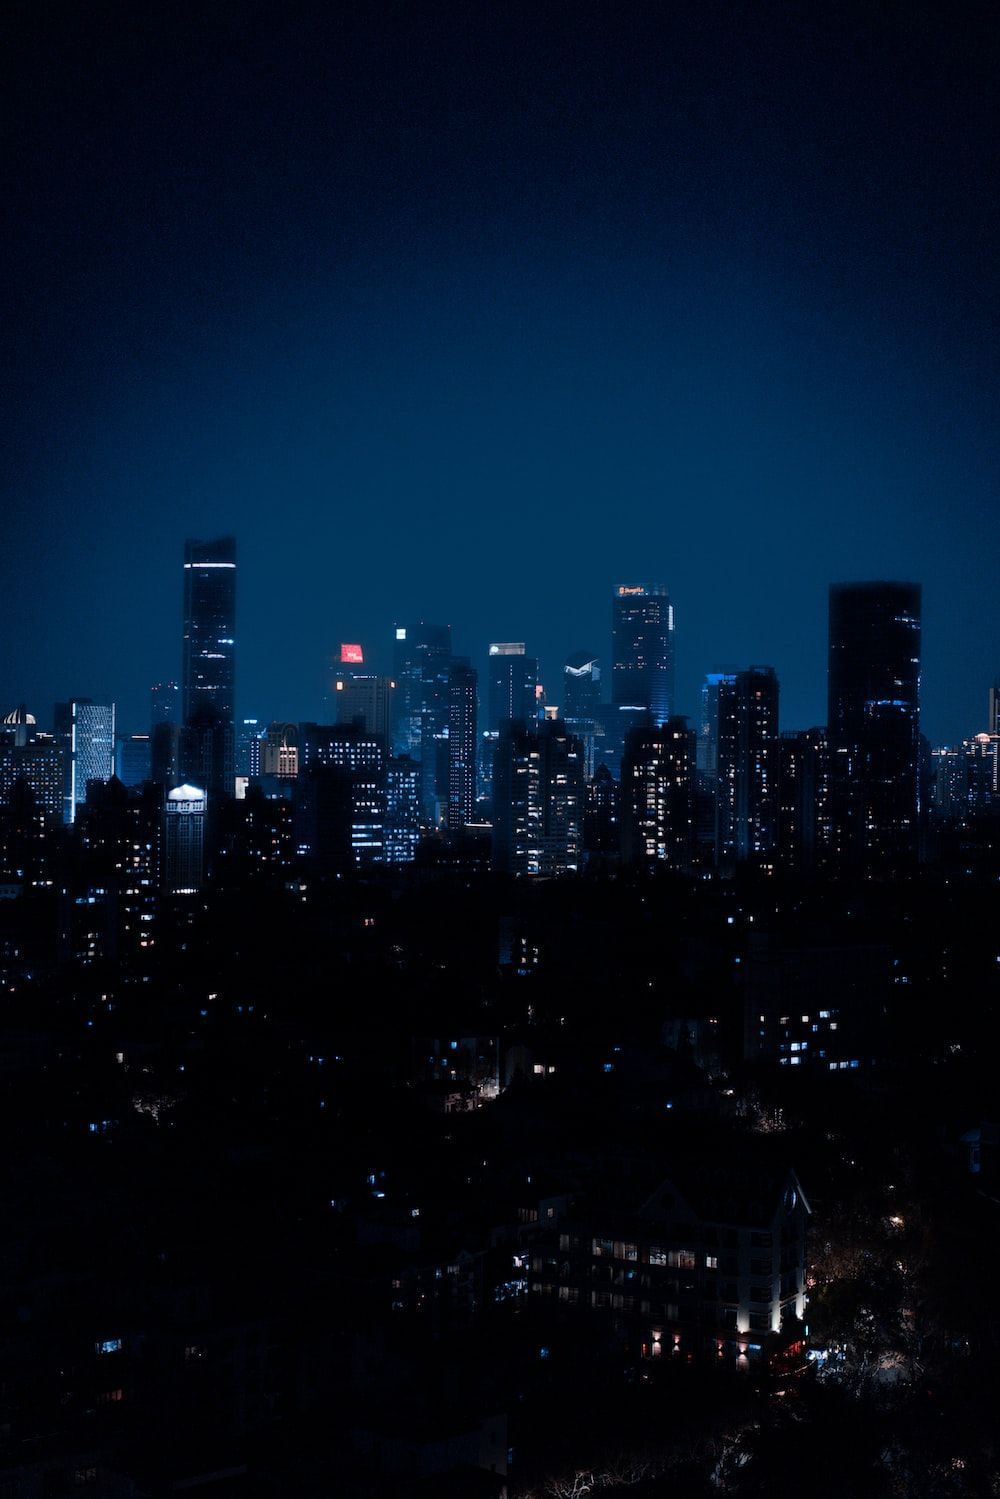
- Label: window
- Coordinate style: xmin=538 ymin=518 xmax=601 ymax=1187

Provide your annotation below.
xmin=705 ymin=1255 xmax=718 ymax=1270
xmin=98 ymin=1388 xmax=123 ymax=1405
xmin=648 ymin=1247 xmax=667 ymax=1266
xmin=593 ymin=1237 xmax=613 ymax=1257
xmin=95 ymin=1338 xmax=121 ymax=1356
xmin=668 ymin=1249 xmax=697 ymax=1269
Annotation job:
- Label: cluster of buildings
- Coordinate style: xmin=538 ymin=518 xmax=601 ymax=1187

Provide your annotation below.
xmin=2 ymin=540 xmax=996 ymax=894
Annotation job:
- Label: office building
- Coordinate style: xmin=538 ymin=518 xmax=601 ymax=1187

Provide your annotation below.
xmin=391 ymin=622 xmax=452 ymax=820
xmin=492 ymin=719 xmax=584 ymax=876
xmin=332 ymin=657 xmax=395 ymax=741
xmin=827 ymin=582 xmax=921 ymax=867
xmin=563 ymin=652 xmax=602 ymax=777
xmin=447 ymin=659 xmax=477 ymax=828
xmin=298 ymin=723 xmax=385 ymax=866
xmin=620 ymin=718 xmax=695 ymax=868
xmin=260 ymin=723 xmax=299 ymax=780
xmin=54 ymin=698 xmax=116 ymax=823
xmin=611 ymin=584 xmax=675 ymax=724
xmin=716 ymin=668 xmax=779 ymax=865
xmin=385 ymin=755 xmax=422 ymax=863
xmin=182 ymin=537 xmax=236 ymax=775
xmin=487 ymin=643 xmax=536 ymax=731
xmin=163 ymin=784 xmax=207 ymax=893
xmin=0 ymin=711 xmax=63 ymax=827
xmin=115 ymin=734 xmax=152 ymax=788
xmin=237 ymin=717 xmax=262 ymax=778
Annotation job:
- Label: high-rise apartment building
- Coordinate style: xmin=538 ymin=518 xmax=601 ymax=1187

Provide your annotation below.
xmin=776 ymin=728 xmax=829 ymax=871
xmin=827 ymin=582 xmax=921 ymax=867
xmin=492 ymin=719 xmax=584 ymax=876
xmin=715 ymin=667 xmax=779 ymax=865
xmin=611 ymin=585 xmax=675 ymax=724
xmin=620 ymin=719 xmax=696 ymax=867
xmin=0 ymin=709 xmax=63 ymax=827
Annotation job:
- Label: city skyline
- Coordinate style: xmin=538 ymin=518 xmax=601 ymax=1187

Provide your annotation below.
xmin=2 ymin=541 xmax=990 ymax=749
xmin=2 ymin=6 xmax=997 ymax=747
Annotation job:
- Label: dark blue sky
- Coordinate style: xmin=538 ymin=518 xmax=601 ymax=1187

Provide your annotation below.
xmin=3 ymin=1 xmax=997 ymax=741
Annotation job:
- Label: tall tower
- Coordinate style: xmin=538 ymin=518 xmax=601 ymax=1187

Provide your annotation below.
xmin=182 ymin=538 xmax=236 ymax=727
xmin=447 ymin=658 xmax=478 ymax=828
xmin=390 ymin=622 xmax=452 ymax=821
xmin=611 ymin=585 xmax=675 ymax=725
xmin=53 ymin=698 xmax=116 ymax=823
xmin=487 ymin=643 xmax=537 ymax=731
xmin=715 ymin=667 xmax=779 ymax=865
xmin=827 ymin=582 xmax=921 ymax=867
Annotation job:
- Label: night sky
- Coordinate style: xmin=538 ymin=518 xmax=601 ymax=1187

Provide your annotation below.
xmin=3 ymin=1 xmax=997 ymax=742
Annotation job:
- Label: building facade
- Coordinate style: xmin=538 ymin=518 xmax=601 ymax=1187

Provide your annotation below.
xmin=611 ymin=585 xmax=675 ymax=725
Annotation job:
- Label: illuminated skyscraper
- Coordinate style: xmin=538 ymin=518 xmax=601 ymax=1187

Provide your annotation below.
xmin=447 ymin=658 xmax=478 ymax=828
xmin=620 ymin=718 xmax=695 ymax=867
xmin=297 ymin=723 xmax=385 ymax=865
xmin=611 ymin=584 xmax=675 ymax=724
xmin=53 ymin=698 xmax=116 ymax=823
xmin=715 ymin=667 xmax=779 ymax=865
xmin=163 ymin=784 xmax=207 ymax=893
xmin=182 ymin=537 xmax=236 ymax=725
xmin=492 ymin=719 xmax=584 ymax=876
xmin=0 ymin=709 xmax=63 ymax=826
xmin=827 ymin=582 xmax=921 ymax=867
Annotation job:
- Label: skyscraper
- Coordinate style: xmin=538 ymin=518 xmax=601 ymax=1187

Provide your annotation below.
xmin=620 ymin=718 xmax=696 ymax=868
xmin=390 ymin=622 xmax=453 ymax=821
xmin=492 ymin=719 xmax=584 ymax=876
xmin=182 ymin=537 xmax=236 ymax=726
xmin=487 ymin=643 xmax=537 ymax=731
xmin=715 ymin=667 xmax=779 ymax=865
xmin=447 ymin=658 xmax=478 ymax=828
xmin=563 ymin=652 xmax=602 ymax=778
xmin=611 ymin=585 xmax=675 ymax=724
xmin=54 ymin=698 xmax=116 ymax=823
xmin=697 ymin=670 xmax=739 ymax=779
xmin=163 ymin=784 xmax=207 ymax=893
xmin=827 ymin=582 xmax=921 ymax=867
